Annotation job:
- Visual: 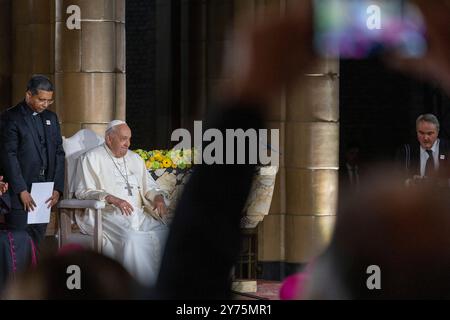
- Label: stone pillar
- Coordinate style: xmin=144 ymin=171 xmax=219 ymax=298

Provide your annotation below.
xmin=0 ymin=0 xmax=11 ymax=110
xmin=55 ymin=0 xmax=125 ymax=137
xmin=236 ymin=0 xmax=288 ymax=274
xmin=180 ymin=0 xmax=207 ymax=127
xmin=184 ymin=0 xmax=339 ymax=275
xmin=284 ymin=58 xmax=339 ymax=264
xmin=11 ymin=0 xmax=55 ymax=106
xmin=179 ymin=0 xmax=233 ymax=130
xmin=205 ymin=0 xmax=234 ymax=112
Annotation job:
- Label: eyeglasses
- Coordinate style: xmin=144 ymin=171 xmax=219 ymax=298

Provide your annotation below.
xmin=37 ymin=98 xmax=54 ymax=106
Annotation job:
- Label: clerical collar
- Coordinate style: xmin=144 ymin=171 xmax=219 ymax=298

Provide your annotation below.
xmin=103 ymin=143 xmax=128 ymax=159
xmin=24 ymin=102 xmax=40 ymax=116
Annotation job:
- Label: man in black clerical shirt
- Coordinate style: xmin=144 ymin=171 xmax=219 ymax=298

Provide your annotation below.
xmin=0 ymin=75 xmax=65 ymax=246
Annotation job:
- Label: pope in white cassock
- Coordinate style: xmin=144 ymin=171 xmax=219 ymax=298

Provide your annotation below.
xmin=74 ymin=120 xmax=169 ymax=286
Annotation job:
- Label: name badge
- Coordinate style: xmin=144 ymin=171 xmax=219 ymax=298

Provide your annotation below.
xmin=46 ymin=120 xmax=51 ymax=125
xmin=440 ymin=154 xmax=446 ymax=160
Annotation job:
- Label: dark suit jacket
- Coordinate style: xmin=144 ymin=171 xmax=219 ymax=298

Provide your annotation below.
xmin=0 ymin=101 xmax=65 ymax=210
xmin=396 ymin=138 xmax=450 ymax=179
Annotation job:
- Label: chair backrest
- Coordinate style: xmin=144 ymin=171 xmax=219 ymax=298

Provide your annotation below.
xmin=63 ymin=129 xmax=104 ymax=198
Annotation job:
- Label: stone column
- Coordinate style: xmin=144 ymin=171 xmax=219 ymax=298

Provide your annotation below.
xmin=11 ymin=0 xmax=55 ymax=106
xmin=246 ymin=0 xmax=339 ymax=273
xmin=237 ymin=0 xmax=288 ymax=275
xmin=284 ymin=58 xmax=339 ymax=265
xmin=55 ymin=0 xmax=125 ymax=137
xmin=180 ymin=0 xmax=207 ymax=127
xmin=205 ymin=0 xmax=234 ymax=111
xmin=0 ymin=0 xmax=11 ymax=110
xmin=179 ymin=0 xmax=233 ymax=131
xmin=183 ymin=0 xmax=339 ymax=275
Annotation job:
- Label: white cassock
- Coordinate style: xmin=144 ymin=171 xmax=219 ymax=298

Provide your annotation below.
xmin=74 ymin=143 xmax=169 ymax=286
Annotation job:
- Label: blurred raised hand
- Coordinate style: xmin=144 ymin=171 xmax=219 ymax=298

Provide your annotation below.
xmin=388 ymin=1 xmax=450 ymax=94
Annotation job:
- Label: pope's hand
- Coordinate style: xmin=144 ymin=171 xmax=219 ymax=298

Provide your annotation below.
xmin=105 ymin=195 xmax=134 ymax=216
xmin=153 ymin=194 xmax=167 ymax=218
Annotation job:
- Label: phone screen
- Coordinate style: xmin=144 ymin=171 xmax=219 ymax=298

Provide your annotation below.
xmin=313 ymin=0 xmax=427 ymax=59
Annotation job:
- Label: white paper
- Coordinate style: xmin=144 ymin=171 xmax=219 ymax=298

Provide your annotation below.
xmin=27 ymin=182 xmax=54 ymax=224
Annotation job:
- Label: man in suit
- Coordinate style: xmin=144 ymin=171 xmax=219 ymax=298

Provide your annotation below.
xmin=340 ymin=143 xmax=363 ymax=193
xmin=397 ymin=114 xmax=450 ymax=186
xmin=0 ymin=75 xmax=65 ymax=246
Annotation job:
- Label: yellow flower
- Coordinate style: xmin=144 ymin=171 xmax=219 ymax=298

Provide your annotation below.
xmin=136 ymin=148 xmax=198 ymax=170
xmin=151 ymin=161 xmax=161 ymax=169
xmin=162 ymin=158 xmax=173 ymax=168
xmin=134 ymin=149 xmax=148 ymax=160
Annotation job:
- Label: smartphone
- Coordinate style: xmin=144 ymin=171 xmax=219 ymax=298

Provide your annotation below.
xmin=313 ymin=0 xmax=427 ymax=59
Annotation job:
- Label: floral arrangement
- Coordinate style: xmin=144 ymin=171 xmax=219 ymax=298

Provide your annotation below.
xmin=134 ymin=148 xmax=196 ymax=170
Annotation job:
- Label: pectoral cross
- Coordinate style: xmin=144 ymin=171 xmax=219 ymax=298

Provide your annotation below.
xmin=125 ymin=183 xmax=134 ymax=196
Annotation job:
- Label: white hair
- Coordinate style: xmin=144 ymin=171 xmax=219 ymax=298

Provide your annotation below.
xmin=416 ymin=114 xmax=440 ymax=131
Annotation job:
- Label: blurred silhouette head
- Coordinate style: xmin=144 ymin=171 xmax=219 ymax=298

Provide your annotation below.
xmin=304 ymin=167 xmax=450 ymax=299
xmin=2 ymin=248 xmax=141 ymax=300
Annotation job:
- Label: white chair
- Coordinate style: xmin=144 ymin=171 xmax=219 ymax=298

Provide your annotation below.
xmin=57 ymin=129 xmax=106 ymax=252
